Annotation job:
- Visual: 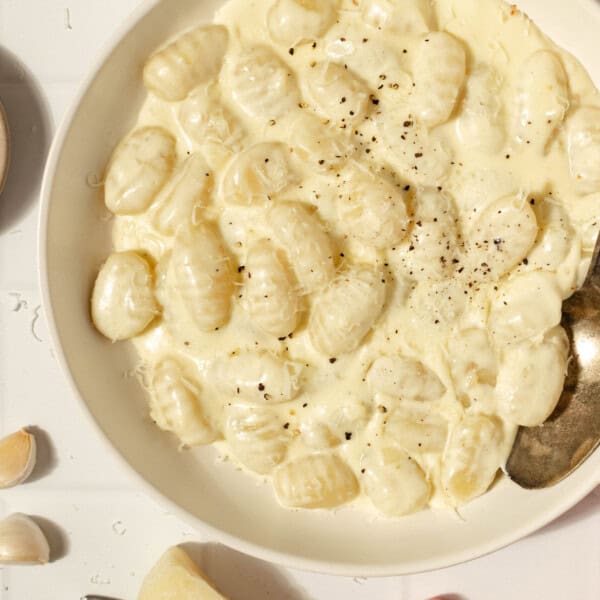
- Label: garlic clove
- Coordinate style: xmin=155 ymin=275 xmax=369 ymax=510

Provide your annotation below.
xmin=0 ymin=429 xmax=37 ymax=488
xmin=0 ymin=513 xmax=50 ymax=565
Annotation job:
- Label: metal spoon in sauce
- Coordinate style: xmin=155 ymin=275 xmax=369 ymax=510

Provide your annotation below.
xmin=506 ymin=234 xmax=600 ymax=488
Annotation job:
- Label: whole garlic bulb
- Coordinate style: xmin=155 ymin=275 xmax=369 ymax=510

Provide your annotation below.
xmin=0 ymin=429 xmax=36 ymax=489
xmin=0 ymin=513 xmax=50 ymax=564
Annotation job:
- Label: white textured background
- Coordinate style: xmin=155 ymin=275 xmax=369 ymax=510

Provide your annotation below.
xmin=0 ymin=1 xmax=598 ymax=599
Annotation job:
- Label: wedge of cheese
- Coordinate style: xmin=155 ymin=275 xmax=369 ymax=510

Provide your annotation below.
xmin=138 ymin=546 xmax=226 ymax=600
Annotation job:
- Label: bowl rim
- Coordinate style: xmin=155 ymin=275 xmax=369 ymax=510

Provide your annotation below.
xmin=37 ymin=0 xmax=600 ymax=577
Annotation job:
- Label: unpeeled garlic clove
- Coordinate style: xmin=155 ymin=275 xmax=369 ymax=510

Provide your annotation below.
xmin=0 ymin=429 xmax=36 ymax=488
xmin=0 ymin=513 xmax=50 ymax=564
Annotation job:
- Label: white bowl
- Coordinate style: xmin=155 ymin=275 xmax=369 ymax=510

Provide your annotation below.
xmin=39 ymin=0 xmax=600 ymax=576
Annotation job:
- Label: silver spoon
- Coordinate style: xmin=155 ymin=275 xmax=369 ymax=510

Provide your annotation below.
xmin=506 ymin=233 xmax=600 ymax=488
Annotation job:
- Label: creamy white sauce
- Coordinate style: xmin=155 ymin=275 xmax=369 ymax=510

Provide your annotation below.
xmin=93 ymin=0 xmax=600 ymax=516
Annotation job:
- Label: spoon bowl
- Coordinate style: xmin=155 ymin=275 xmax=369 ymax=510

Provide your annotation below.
xmin=506 ymin=235 xmax=600 ymax=487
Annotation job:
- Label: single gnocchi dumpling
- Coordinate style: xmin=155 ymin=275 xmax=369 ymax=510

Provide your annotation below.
xmin=411 ymin=32 xmax=466 ymax=128
xmin=527 ymin=200 xmax=573 ymax=272
xmin=361 ymin=445 xmax=430 ymax=517
xmin=289 ymin=112 xmax=356 ymax=172
xmin=143 ymin=25 xmax=229 ymax=102
xmin=150 ymin=358 xmax=218 ymax=446
xmin=337 ymin=167 xmax=409 ymax=249
xmin=448 ymin=328 xmax=497 ymax=407
xmin=242 ymin=240 xmax=300 ymax=338
xmin=367 ymin=356 xmax=446 ymax=402
xmin=488 ymin=271 xmax=563 ymax=345
xmin=268 ymin=202 xmax=336 ymax=293
xmin=329 ymin=401 xmax=374 ymax=440
xmin=362 ymin=0 xmax=434 ymax=34
xmin=309 ymin=266 xmax=387 ymax=356
xmin=273 ymin=453 xmax=359 ymax=509
xmin=304 ymin=62 xmax=370 ymax=125
xmin=219 ymin=142 xmax=295 ymax=205
xmin=495 ymin=326 xmax=569 ymax=427
xmin=441 ymin=414 xmax=507 ymax=505
xmin=179 ymin=84 xmax=244 ymax=148
xmin=514 ymin=50 xmax=569 ymax=154
xmin=153 ymin=154 xmax=212 ymax=236
xmin=456 ymin=65 xmax=505 ymax=154
xmin=268 ymin=0 xmax=337 ymax=46
xmin=225 ymin=406 xmax=289 ymax=473
xmin=91 ymin=251 xmax=158 ymax=342
xmin=379 ymin=116 xmax=452 ymax=186
xmin=380 ymin=403 xmax=449 ymax=454
xmin=225 ymin=45 xmax=301 ymax=121
xmin=211 ymin=351 xmax=302 ymax=403
xmin=169 ymin=222 xmax=235 ymax=332
xmin=105 ymin=127 xmax=176 ymax=216
xmin=408 ymin=188 xmax=460 ymax=281
xmin=568 ymin=106 xmax=600 ymax=195
xmin=469 ymin=195 xmax=538 ymax=278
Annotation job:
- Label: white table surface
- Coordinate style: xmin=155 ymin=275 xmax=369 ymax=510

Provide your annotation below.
xmin=0 ymin=1 xmax=598 ymax=599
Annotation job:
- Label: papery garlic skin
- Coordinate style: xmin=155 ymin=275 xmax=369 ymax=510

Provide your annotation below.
xmin=0 ymin=429 xmax=36 ymax=489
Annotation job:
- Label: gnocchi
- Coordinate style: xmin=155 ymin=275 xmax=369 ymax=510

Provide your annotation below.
xmin=495 ymin=326 xmax=569 ymax=427
xmin=469 ymin=195 xmax=539 ymax=278
xmin=242 ymin=240 xmax=301 ymax=337
xmin=219 ymin=142 xmax=295 ymax=205
xmin=273 ymin=454 xmax=359 ymax=509
xmin=367 ymin=356 xmax=446 ymax=402
xmin=169 ymin=222 xmax=235 ymax=332
xmin=362 ymin=445 xmax=431 ymax=516
xmin=153 ymin=153 xmax=213 ymax=236
xmin=211 ymin=351 xmax=302 ymax=403
xmin=150 ymin=358 xmax=218 ymax=446
xmin=105 ymin=127 xmax=176 ymax=216
xmin=268 ymin=0 xmax=337 ymax=46
xmin=179 ymin=84 xmax=243 ymax=148
xmin=407 ymin=188 xmax=461 ymax=281
xmin=304 ymin=62 xmax=370 ymax=125
xmin=448 ymin=329 xmax=497 ymax=408
xmin=91 ymin=251 xmax=158 ymax=342
xmin=411 ymin=32 xmax=466 ymax=128
xmin=514 ymin=51 xmax=569 ymax=154
xmin=379 ymin=403 xmax=449 ymax=454
xmin=225 ymin=406 xmax=289 ymax=473
xmin=337 ymin=167 xmax=410 ymax=249
xmin=225 ymin=45 xmax=301 ymax=121
xmin=488 ymin=271 xmax=563 ymax=345
xmin=441 ymin=415 xmax=508 ymax=504
xmin=268 ymin=202 xmax=336 ymax=293
xmin=309 ymin=266 xmax=387 ymax=356
xmin=527 ymin=200 xmax=573 ymax=273
xmin=144 ymin=25 xmax=229 ymax=102
xmin=456 ymin=65 xmax=505 ymax=154
xmin=96 ymin=0 xmax=600 ymax=517
xmin=289 ymin=112 xmax=356 ymax=172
